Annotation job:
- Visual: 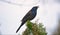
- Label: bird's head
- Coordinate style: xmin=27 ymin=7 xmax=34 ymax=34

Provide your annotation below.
xmin=31 ymin=6 xmax=39 ymax=11
xmin=32 ymin=6 xmax=39 ymax=11
xmin=33 ymin=6 xmax=39 ymax=9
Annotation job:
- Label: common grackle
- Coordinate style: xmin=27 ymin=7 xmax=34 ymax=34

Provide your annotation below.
xmin=16 ymin=6 xmax=39 ymax=33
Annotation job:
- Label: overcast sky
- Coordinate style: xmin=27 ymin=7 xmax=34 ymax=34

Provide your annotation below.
xmin=0 ymin=0 xmax=60 ymax=35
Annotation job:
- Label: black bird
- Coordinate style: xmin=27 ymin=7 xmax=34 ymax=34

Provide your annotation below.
xmin=16 ymin=6 xmax=39 ymax=33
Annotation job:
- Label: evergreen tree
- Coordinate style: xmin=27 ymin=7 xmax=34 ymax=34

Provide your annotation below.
xmin=22 ymin=20 xmax=47 ymax=35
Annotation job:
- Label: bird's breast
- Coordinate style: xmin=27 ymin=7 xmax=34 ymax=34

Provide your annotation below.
xmin=32 ymin=11 xmax=36 ymax=16
xmin=29 ymin=12 xmax=36 ymax=20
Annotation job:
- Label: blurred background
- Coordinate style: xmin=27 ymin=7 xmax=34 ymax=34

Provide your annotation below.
xmin=0 ymin=0 xmax=60 ymax=35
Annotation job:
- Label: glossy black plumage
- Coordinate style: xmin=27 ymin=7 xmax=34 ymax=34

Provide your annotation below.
xmin=16 ymin=6 xmax=39 ymax=33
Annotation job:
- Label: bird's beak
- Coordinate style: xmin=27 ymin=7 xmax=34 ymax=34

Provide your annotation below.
xmin=36 ymin=6 xmax=39 ymax=8
xmin=38 ymin=6 xmax=39 ymax=8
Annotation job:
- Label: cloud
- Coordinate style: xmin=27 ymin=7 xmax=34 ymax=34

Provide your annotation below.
xmin=0 ymin=0 xmax=23 ymax=6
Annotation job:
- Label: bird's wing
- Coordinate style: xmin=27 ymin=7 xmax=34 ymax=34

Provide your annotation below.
xmin=21 ymin=11 xmax=32 ymax=21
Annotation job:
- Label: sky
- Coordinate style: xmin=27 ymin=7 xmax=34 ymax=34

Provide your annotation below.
xmin=0 ymin=0 xmax=60 ymax=35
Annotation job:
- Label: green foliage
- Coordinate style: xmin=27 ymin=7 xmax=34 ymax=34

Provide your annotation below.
xmin=22 ymin=20 xmax=47 ymax=35
xmin=26 ymin=20 xmax=33 ymax=30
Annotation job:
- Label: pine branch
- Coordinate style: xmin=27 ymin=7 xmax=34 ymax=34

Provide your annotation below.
xmin=22 ymin=20 xmax=47 ymax=35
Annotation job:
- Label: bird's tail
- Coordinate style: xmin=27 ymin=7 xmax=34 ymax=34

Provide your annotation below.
xmin=16 ymin=22 xmax=25 ymax=33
